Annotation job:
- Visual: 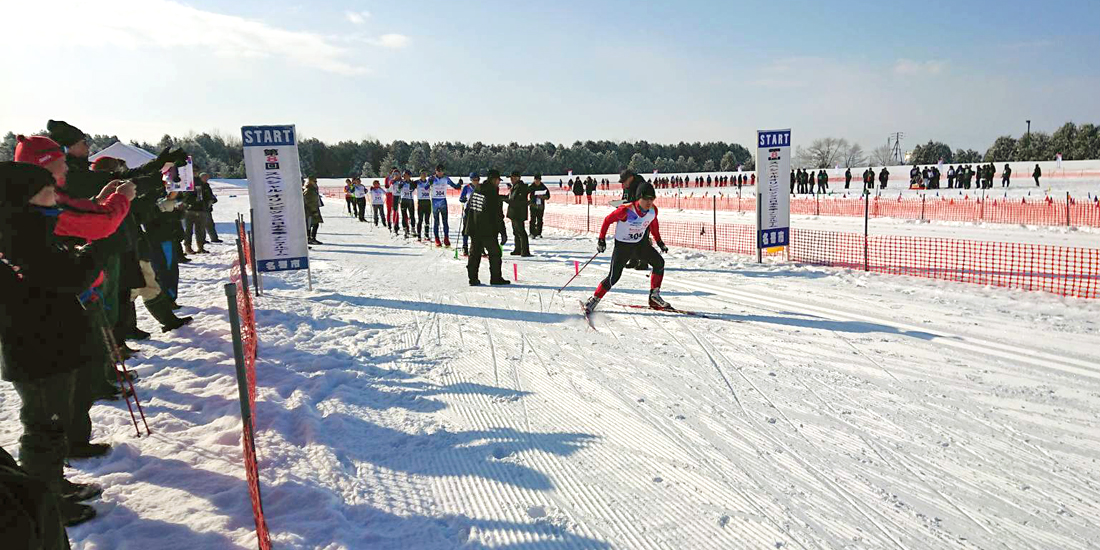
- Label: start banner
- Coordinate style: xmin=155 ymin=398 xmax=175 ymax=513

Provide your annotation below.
xmin=756 ymin=129 xmax=791 ymax=250
xmin=242 ymin=125 xmax=309 ymax=273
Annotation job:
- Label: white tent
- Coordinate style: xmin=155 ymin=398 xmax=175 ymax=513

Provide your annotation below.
xmin=89 ymin=141 xmax=157 ymax=168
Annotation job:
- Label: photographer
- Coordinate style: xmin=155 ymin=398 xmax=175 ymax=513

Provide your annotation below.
xmin=0 ymin=161 xmax=124 ymax=527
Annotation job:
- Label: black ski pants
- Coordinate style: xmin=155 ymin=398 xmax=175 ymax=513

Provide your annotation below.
xmin=467 ymin=234 xmax=503 ymax=283
xmin=401 ymin=200 xmax=415 ymax=234
xmin=600 ymin=240 xmax=664 ymax=294
xmin=510 ymin=218 xmax=530 ymax=255
xmin=372 ymin=204 xmax=386 ymax=226
xmin=529 ymin=206 xmax=544 ymax=237
xmin=355 ymin=197 xmax=367 ymax=221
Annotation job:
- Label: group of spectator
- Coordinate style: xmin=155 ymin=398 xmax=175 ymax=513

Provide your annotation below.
xmin=1 ymin=120 xmax=207 ymax=546
xmin=652 ymin=174 xmax=755 ymax=189
xmin=792 ymin=169 xmax=831 ymax=194
xmin=564 ymin=177 xmax=603 ymax=203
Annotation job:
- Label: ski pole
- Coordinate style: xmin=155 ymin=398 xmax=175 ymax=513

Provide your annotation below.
xmin=95 ymin=307 xmax=151 ymax=436
xmin=556 ymin=252 xmax=599 ymax=294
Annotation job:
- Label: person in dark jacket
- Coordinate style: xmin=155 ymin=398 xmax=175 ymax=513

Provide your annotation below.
xmin=844 ymin=167 xmax=852 ymax=189
xmin=1002 ymin=164 xmax=1012 ymax=187
xmin=528 ymin=174 xmax=549 ymax=239
xmin=1033 ymin=164 xmax=1042 ymax=186
xmin=817 ymin=170 xmax=828 ymax=194
xmin=0 ymin=161 xmax=114 ymax=527
xmin=571 ymin=178 xmax=584 ymax=204
xmin=879 ymin=167 xmax=890 ymax=189
xmin=505 ymin=171 xmax=531 ymax=256
xmin=303 ymin=176 xmax=323 ymax=245
xmin=465 ymin=169 xmax=510 ymax=286
xmin=585 ymin=177 xmax=597 ymax=203
xmin=196 ymin=173 xmax=220 ymax=243
xmin=182 ymin=179 xmax=209 ymax=254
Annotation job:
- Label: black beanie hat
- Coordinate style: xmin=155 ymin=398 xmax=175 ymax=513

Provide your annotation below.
xmin=46 ymin=120 xmax=85 ymax=148
xmin=0 ymin=161 xmax=55 ymax=206
xmin=637 ymin=181 xmax=656 ymax=199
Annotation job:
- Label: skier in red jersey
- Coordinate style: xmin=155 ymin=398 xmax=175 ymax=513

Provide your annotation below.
xmin=584 ymin=181 xmax=670 ymax=314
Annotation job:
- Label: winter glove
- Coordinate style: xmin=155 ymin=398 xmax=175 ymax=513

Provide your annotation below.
xmin=657 ymin=241 xmax=668 ymax=253
xmin=597 ymin=238 xmax=606 ymax=253
xmin=500 ymin=233 xmax=508 ymax=246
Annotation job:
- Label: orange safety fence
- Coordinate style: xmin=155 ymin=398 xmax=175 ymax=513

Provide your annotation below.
xmin=229 ymin=221 xmax=272 ymax=550
xmin=533 ymin=206 xmax=1100 ymax=299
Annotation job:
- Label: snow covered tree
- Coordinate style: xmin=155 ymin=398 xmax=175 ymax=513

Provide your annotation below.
xmin=0 ymin=132 xmax=16 ymax=162
xmin=628 ymin=153 xmax=653 ymax=174
xmin=842 ymin=143 xmax=866 ymax=168
xmin=909 ymin=141 xmax=953 ymax=164
xmin=719 ymin=151 xmax=738 ymax=172
xmin=702 ymin=159 xmax=716 ymax=172
xmin=870 ymin=144 xmax=893 ymax=166
xmin=954 ymin=149 xmax=981 ymax=163
xmin=795 ymin=138 xmax=847 ymax=169
xmin=360 ymin=160 xmax=378 ymax=178
xmin=379 ymin=152 xmax=398 ymax=177
xmin=407 ymin=145 xmax=429 ymax=173
xmin=984 ymin=136 xmax=1017 ymax=162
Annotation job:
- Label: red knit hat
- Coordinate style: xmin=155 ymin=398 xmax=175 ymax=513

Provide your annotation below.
xmin=14 ymin=135 xmax=65 ymax=167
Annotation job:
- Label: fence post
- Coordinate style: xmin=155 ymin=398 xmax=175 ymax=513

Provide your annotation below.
xmin=249 ymin=208 xmax=262 ymax=296
xmin=815 ymin=193 xmax=820 ymax=216
xmin=234 ymin=219 xmax=251 ymax=297
xmin=713 ymin=196 xmax=718 ymax=252
xmin=1067 ymin=192 xmax=1071 ymax=226
xmin=586 ymin=200 xmax=590 ymax=232
xmin=863 ymin=189 xmax=870 ymax=272
xmin=921 ymin=195 xmax=926 ymax=221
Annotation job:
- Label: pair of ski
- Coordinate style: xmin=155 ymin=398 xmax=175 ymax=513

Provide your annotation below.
xmin=580 ymin=301 xmax=715 ymax=329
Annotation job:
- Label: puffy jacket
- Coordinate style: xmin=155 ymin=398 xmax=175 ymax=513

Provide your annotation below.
xmin=465 ymin=182 xmax=507 ymax=238
xmin=0 ymin=206 xmax=111 ymax=382
xmin=506 ymin=182 xmax=530 ymax=221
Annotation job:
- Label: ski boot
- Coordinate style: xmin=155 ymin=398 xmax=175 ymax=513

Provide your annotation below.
xmin=462 ymin=245 xmax=469 ymax=256
xmin=435 ymin=238 xmax=442 ymax=247
xmin=584 ymin=295 xmax=601 ymax=315
xmin=648 ymin=289 xmax=671 ymax=310
xmin=444 ymin=237 xmax=451 ymax=248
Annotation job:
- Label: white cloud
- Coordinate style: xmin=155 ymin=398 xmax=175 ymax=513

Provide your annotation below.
xmin=0 ymin=0 xmax=411 ymax=76
xmin=345 ymin=10 xmax=371 ymax=25
xmin=371 ymin=34 xmax=411 ymax=49
xmin=893 ymin=59 xmax=947 ymax=76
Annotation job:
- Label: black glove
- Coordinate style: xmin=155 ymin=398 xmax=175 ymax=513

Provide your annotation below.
xmin=500 ymin=233 xmax=507 ymax=246
xmin=597 ymin=238 xmax=606 ymax=253
xmin=657 ymin=240 xmax=668 ymax=253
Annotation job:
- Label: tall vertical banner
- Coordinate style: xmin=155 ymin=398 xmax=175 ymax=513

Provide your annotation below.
xmin=756 ymin=129 xmax=791 ymax=256
xmin=242 ymin=125 xmax=310 ymax=273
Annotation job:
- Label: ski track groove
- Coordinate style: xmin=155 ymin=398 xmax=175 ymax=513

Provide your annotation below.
xmin=676 ymin=320 xmax=918 ymax=550
xmin=537 ymin=325 xmax=791 ymax=550
xmin=447 ymin=294 xmax=657 ymax=548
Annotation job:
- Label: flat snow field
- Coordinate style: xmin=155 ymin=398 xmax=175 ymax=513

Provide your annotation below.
xmin=3 ymin=194 xmax=1099 ymax=550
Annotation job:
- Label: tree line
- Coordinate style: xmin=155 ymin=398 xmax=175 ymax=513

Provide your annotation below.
xmin=2 ymin=120 xmax=1096 ymax=177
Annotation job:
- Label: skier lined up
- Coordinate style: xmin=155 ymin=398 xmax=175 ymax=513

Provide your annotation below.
xmin=428 ymin=164 xmax=461 ymax=247
xmin=584 ymin=181 xmax=671 ymax=314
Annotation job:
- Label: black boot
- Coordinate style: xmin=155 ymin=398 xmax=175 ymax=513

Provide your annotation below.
xmin=145 ymin=293 xmax=193 ymax=332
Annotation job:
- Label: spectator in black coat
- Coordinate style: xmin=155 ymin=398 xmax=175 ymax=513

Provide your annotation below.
xmin=504 ymin=172 xmax=531 ymax=256
xmin=0 ymin=161 xmax=115 ymax=527
xmin=465 ymin=169 xmax=510 ymax=285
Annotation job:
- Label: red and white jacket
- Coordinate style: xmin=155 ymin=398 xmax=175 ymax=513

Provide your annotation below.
xmin=599 ymin=202 xmax=662 ymax=244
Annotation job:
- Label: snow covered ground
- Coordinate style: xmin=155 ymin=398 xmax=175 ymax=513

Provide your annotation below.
xmin=3 ymin=194 xmax=1099 ymax=549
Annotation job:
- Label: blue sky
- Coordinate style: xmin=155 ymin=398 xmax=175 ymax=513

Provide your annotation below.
xmin=2 ymin=0 xmax=1098 ymax=153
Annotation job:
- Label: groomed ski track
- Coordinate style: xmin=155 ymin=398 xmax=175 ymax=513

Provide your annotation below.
xmin=21 ymin=194 xmax=1098 ymax=549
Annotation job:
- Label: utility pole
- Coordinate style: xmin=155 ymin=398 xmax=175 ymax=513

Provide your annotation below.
xmin=889 ymin=132 xmax=905 ymax=165
xmin=1026 ymin=120 xmax=1031 ymax=140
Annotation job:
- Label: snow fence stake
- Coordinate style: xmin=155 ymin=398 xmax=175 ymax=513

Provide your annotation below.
xmin=575 ymin=260 xmax=579 ymax=275
xmin=514 ymin=263 xmax=518 ymax=282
